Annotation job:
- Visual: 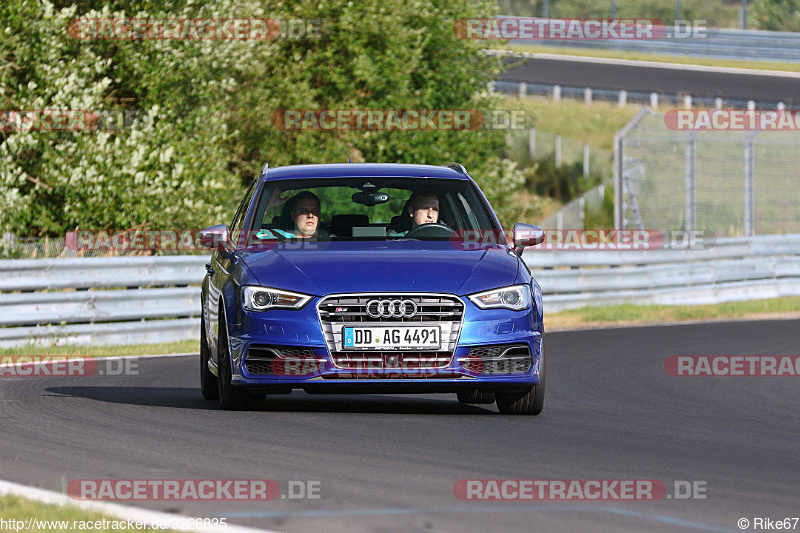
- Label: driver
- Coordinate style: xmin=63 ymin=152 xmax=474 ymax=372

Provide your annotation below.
xmin=409 ymin=191 xmax=439 ymax=228
xmin=389 ymin=191 xmax=440 ymax=237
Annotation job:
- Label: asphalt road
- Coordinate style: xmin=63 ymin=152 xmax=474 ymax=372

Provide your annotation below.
xmin=1 ymin=319 xmax=799 ymax=533
xmin=500 ymin=56 xmax=800 ymax=104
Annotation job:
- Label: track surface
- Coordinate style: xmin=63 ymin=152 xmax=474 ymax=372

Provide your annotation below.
xmin=500 ymin=56 xmax=800 ymax=103
xmin=1 ymin=319 xmax=799 ymax=533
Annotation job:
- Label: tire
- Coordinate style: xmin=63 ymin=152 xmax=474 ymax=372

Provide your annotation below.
xmin=200 ymin=313 xmax=219 ymax=400
xmin=457 ymin=389 xmax=496 ymax=404
xmin=496 ymin=341 xmax=546 ymax=416
xmin=217 ymin=309 xmax=252 ymax=410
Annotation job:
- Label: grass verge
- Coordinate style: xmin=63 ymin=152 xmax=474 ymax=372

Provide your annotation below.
xmin=0 ymin=494 xmax=157 ymax=532
xmin=546 ymin=296 xmax=800 ymax=330
xmin=498 ymin=44 xmax=800 ymax=73
xmin=0 ymin=340 xmax=198 ymax=358
xmin=499 ymin=96 xmax=639 ymax=151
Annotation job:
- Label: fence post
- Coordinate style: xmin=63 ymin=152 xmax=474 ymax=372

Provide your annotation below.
xmin=555 ymin=135 xmax=562 ymax=168
xmin=650 ymin=92 xmax=659 ymax=109
xmin=583 ymin=143 xmax=590 ymax=178
xmin=584 ymin=87 xmax=592 ymax=106
xmin=747 ymin=100 xmax=756 ymax=111
xmin=579 ymin=197 xmax=586 ymax=230
xmin=614 ymin=107 xmax=652 ymax=231
xmin=619 ymin=90 xmax=627 ymax=107
xmin=685 ymin=133 xmax=696 ymax=232
xmin=528 ymin=128 xmax=536 ymax=160
xmin=715 ymin=97 xmax=723 ymax=110
xmin=553 ymin=85 xmax=561 ymax=102
xmin=614 ymin=134 xmax=622 ymax=230
xmin=683 ymin=95 xmax=692 ymax=108
xmin=488 ymin=81 xmax=495 ymax=94
xmin=744 ymin=133 xmax=755 ymax=236
xmin=519 ymin=82 xmax=527 ymax=98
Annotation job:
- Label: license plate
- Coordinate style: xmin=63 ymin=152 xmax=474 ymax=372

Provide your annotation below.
xmin=343 ymin=326 xmax=441 ymax=350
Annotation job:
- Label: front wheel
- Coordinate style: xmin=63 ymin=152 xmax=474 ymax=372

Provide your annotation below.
xmin=217 ymin=314 xmax=253 ymax=410
xmin=200 ymin=313 xmax=218 ymax=400
xmin=496 ymin=341 xmax=545 ymax=415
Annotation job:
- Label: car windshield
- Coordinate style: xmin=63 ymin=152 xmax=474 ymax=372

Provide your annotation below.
xmin=246 ymin=177 xmax=501 ymax=243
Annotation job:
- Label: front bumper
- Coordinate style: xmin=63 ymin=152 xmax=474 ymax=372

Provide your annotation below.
xmin=227 ymin=295 xmax=543 ymax=393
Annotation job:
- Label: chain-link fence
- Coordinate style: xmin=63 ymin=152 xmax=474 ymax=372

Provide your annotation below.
xmin=506 ymin=127 xmax=613 ymax=180
xmin=505 ymin=127 xmax=613 ymax=230
xmin=616 ymin=110 xmax=800 ymax=237
xmin=538 ymin=183 xmax=612 ymax=230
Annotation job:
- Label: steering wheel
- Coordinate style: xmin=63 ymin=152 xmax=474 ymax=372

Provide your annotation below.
xmin=404 ymin=222 xmax=455 ymax=239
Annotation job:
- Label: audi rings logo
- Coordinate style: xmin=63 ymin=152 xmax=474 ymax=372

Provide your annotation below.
xmin=365 ymin=299 xmax=418 ymax=319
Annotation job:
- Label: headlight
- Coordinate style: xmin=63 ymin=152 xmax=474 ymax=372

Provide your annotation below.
xmin=468 ymin=284 xmax=532 ymax=311
xmin=242 ymin=286 xmax=312 ymax=311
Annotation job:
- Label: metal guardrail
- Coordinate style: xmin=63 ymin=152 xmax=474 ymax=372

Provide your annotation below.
xmin=0 ymin=235 xmax=798 ymax=347
xmin=509 ymin=28 xmax=800 ymax=63
xmin=492 ymin=80 xmax=792 ymax=110
xmin=523 ymin=234 xmax=800 ymax=311
xmin=0 ymin=256 xmax=206 ymax=348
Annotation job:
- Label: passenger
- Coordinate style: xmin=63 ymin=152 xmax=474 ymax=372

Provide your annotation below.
xmin=289 ymin=191 xmax=322 ymax=238
xmin=257 ymin=191 xmax=324 ymax=240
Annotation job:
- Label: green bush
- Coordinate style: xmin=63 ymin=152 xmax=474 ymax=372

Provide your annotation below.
xmin=1 ymin=0 xmax=534 ymax=237
xmin=524 ymin=155 xmax=603 ymax=202
xmin=751 ymin=0 xmax=800 ymax=31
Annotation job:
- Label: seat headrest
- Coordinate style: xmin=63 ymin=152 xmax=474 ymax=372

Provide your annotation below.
xmin=331 ymin=214 xmax=369 ymax=237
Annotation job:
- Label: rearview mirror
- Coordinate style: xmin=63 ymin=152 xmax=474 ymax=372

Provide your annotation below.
xmin=512 ymin=223 xmax=545 ymax=256
xmin=352 ymin=191 xmax=389 ymax=206
xmin=198 ymin=224 xmax=230 ymax=251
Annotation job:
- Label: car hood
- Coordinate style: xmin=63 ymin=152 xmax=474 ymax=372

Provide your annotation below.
xmin=240 ymin=241 xmax=519 ymax=296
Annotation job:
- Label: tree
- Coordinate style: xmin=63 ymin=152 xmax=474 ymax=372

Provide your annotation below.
xmin=1 ymin=0 xmax=530 ymax=238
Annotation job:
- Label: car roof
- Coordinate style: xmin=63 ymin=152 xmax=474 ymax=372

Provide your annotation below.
xmin=261 ymin=163 xmax=471 ymax=181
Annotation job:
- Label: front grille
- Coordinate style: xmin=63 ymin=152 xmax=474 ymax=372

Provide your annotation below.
xmin=462 ymin=344 xmax=532 ymax=374
xmin=322 ymin=372 xmax=460 ymax=380
xmin=331 ymin=352 xmax=452 ymax=369
xmin=318 ymin=293 xmax=465 ymax=369
xmin=245 ymin=344 xmax=317 ymax=375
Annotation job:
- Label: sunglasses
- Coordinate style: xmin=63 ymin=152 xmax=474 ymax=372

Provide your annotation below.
xmin=295 ymin=208 xmax=321 ymax=217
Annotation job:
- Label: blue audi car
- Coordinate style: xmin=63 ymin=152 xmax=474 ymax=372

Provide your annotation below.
xmin=199 ymin=163 xmax=546 ymax=414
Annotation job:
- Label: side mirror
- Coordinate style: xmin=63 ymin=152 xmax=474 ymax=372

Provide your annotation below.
xmin=198 ymin=224 xmax=230 ymax=251
xmin=512 ymin=223 xmax=545 ymax=256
